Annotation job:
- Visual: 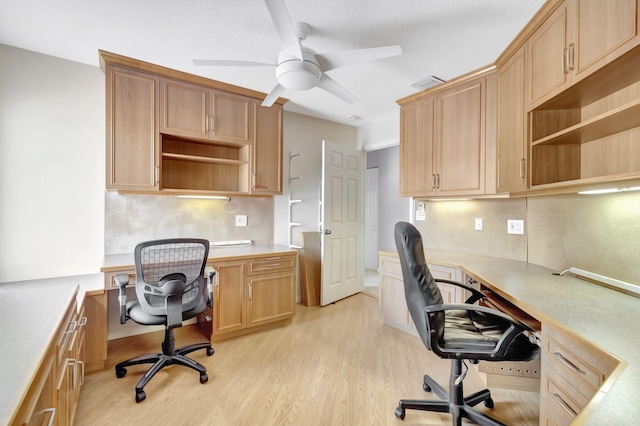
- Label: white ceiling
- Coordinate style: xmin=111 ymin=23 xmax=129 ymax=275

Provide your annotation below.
xmin=0 ymin=0 xmax=545 ymax=127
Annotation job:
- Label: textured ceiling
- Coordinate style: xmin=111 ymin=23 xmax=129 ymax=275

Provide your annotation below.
xmin=0 ymin=0 xmax=545 ymax=127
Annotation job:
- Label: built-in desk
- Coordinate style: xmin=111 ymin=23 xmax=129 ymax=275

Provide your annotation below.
xmin=379 ymin=249 xmax=639 ymax=425
xmin=0 ymin=274 xmax=104 ymax=426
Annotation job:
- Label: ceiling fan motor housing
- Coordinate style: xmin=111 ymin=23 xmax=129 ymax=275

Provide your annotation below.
xmin=276 ymin=48 xmax=322 ymax=90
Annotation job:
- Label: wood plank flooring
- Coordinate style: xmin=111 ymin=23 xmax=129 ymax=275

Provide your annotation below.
xmin=75 ymin=293 xmax=539 ymax=425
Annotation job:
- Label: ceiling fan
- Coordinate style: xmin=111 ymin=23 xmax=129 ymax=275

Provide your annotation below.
xmin=193 ymin=0 xmax=402 ymax=107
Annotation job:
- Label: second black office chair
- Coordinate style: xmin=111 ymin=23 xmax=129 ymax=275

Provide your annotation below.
xmin=393 ymin=222 xmax=539 ymax=425
xmin=114 ymin=238 xmax=215 ymax=403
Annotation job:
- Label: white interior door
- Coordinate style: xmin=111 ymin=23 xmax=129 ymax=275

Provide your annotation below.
xmin=320 ymin=140 xmax=365 ymax=306
xmin=364 ymin=167 xmax=379 ymax=270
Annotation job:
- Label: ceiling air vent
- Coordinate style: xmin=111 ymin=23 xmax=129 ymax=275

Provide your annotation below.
xmin=410 ymin=75 xmax=445 ymax=91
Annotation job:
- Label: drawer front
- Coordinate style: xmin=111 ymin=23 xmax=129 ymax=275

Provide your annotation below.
xmin=542 ymin=324 xmax=618 ymax=397
xmin=247 ymin=255 xmax=295 ymax=275
xmin=541 ymin=361 xmax=588 ymax=423
xmin=379 ymin=255 xmax=402 ymax=275
xmin=106 ymin=270 xmax=136 ymax=289
xmin=540 ymin=389 xmax=575 ymax=426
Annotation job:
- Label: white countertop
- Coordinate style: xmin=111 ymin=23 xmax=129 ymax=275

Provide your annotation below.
xmin=380 ymin=249 xmax=640 ymax=425
xmin=0 ymin=273 xmax=104 ymax=425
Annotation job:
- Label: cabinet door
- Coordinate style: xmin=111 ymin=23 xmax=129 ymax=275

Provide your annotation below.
xmin=211 ymin=91 xmax=251 ymax=144
xmin=497 ymin=48 xmax=527 ymax=192
xmin=106 ymin=66 xmax=159 ymax=190
xmin=212 ymin=260 xmax=246 ymax=335
xmin=380 ymin=270 xmax=412 ymax=331
xmin=437 ymin=80 xmax=485 ymax=195
xmin=526 ymin=2 xmax=570 ymax=108
xmin=247 ymin=270 xmax=295 ymax=327
xmin=429 ymin=263 xmax=464 ymax=303
xmin=400 ymin=98 xmax=436 ymax=196
xmin=571 ymin=0 xmax=640 ymax=83
xmin=251 ymin=103 xmax=283 ymax=194
xmin=160 ymin=79 xmax=208 ymax=139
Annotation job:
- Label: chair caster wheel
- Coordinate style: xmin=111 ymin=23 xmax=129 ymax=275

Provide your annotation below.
xmin=115 ymin=368 xmax=127 ymax=378
xmin=394 ymin=406 xmax=405 ymax=420
xmin=200 ymin=373 xmax=208 ymax=384
xmin=135 ymin=391 xmax=146 ymax=403
xmin=423 ymin=382 xmax=431 ymax=392
xmin=206 ymin=347 xmax=215 ymax=356
xmin=484 ymin=397 xmax=494 ymax=409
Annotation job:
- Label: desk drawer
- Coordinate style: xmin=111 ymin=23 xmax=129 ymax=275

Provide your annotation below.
xmin=542 ymin=324 xmax=618 ymax=398
xmin=541 ymin=359 xmax=589 ymax=423
xmin=247 ymin=255 xmax=295 ymax=275
xmin=379 ymin=255 xmax=401 ymax=275
xmin=105 ymin=270 xmax=135 ymax=289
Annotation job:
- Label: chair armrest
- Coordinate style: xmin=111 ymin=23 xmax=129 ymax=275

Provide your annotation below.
xmin=434 ymin=278 xmax=485 ymax=304
xmin=205 ymin=266 xmax=217 ymax=308
xmin=114 ymin=274 xmax=129 ymax=324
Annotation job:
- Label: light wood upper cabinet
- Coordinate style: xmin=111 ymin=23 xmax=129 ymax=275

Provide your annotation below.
xmin=497 ymin=48 xmax=527 ymax=193
xmin=437 ymin=79 xmax=486 ymax=196
xmin=106 ymin=66 xmax=159 ymax=191
xmin=400 ymin=97 xmax=436 ymax=197
xmin=251 ymin=102 xmax=283 ymax=194
xmin=160 ymin=78 xmax=251 ymax=144
xmin=527 ymin=0 xmax=640 ymax=109
xmin=399 ymin=67 xmax=494 ymax=198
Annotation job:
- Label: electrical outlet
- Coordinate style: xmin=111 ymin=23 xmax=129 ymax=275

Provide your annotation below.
xmin=507 ymin=219 xmax=524 ymax=235
xmin=475 ymin=218 xmax=483 ymax=231
xmin=235 ymin=215 xmax=247 ymax=227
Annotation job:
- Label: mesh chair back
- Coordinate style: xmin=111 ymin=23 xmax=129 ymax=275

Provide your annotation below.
xmin=134 ymin=238 xmax=209 ymax=317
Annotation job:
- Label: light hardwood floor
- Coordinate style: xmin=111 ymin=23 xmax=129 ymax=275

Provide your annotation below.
xmin=75 ymin=294 xmax=539 ymax=425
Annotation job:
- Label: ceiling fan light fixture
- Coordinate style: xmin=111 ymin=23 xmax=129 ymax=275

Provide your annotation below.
xmin=276 ymin=50 xmax=322 ymax=90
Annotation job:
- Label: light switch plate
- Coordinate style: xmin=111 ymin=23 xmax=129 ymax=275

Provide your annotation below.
xmin=507 ymin=219 xmax=524 ymax=234
xmin=475 ymin=218 xmax=483 ymax=231
xmin=235 ymin=215 xmax=247 ymax=227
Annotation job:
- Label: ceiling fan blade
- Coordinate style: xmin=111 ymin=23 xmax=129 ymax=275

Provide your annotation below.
xmin=193 ymin=59 xmax=274 ymax=67
xmin=316 ymin=45 xmax=402 ymax=72
xmin=264 ymin=0 xmax=303 ymax=60
xmin=262 ymin=83 xmax=286 ymax=107
xmin=317 ymin=74 xmax=358 ymax=104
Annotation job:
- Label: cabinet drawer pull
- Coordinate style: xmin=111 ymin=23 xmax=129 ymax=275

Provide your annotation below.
xmin=568 ymin=43 xmax=575 ymax=71
xmin=78 ymin=360 xmax=85 ymax=385
xmin=65 ymin=320 xmax=77 ymax=334
xmin=36 ymin=407 xmax=56 ymax=426
xmin=79 ymin=316 xmax=88 ymax=327
xmin=265 ymin=263 xmax=281 ymax=267
xmin=264 ymin=257 xmax=281 ymax=261
xmin=553 ymin=351 xmax=586 ymax=375
xmin=552 ymin=392 xmax=577 ymax=418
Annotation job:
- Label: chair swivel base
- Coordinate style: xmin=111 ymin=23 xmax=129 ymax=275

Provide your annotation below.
xmin=115 ymin=329 xmax=215 ymax=403
xmin=394 ymin=360 xmax=505 ymax=426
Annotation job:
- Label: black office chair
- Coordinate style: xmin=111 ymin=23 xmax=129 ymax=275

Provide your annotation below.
xmin=114 ymin=238 xmax=215 ymax=403
xmin=393 ymin=222 xmax=539 ymax=425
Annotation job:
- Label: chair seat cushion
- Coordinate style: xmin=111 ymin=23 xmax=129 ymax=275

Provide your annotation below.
xmin=441 ymin=310 xmax=538 ymax=361
xmin=126 ymin=297 xmax=206 ymax=326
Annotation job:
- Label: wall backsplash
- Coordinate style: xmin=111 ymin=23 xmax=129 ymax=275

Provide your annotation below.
xmin=413 ymin=198 xmax=528 ymax=262
xmin=105 ymin=192 xmax=274 ymax=254
xmin=413 ymin=191 xmax=640 ymax=285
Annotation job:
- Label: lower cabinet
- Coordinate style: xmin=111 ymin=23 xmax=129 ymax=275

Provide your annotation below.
xmin=539 ymin=322 xmax=620 ymax=425
xmin=378 ymin=252 xmax=463 ymax=335
xmin=14 ymin=294 xmax=86 ymax=426
xmin=209 ymin=253 xmax=296 ymax=340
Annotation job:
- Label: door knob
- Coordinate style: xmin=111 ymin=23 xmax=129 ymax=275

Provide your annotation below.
xmin=324 ymin=229 xmax=332 ymax=235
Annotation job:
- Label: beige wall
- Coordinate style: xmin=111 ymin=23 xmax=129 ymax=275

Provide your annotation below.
xmin=274 ymin=111 xmax=357 ymax=248
xmin=413 ymin=191 xmax=640 ymax=284
xmin=0 ymin=44 xmax=105 ymax=282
